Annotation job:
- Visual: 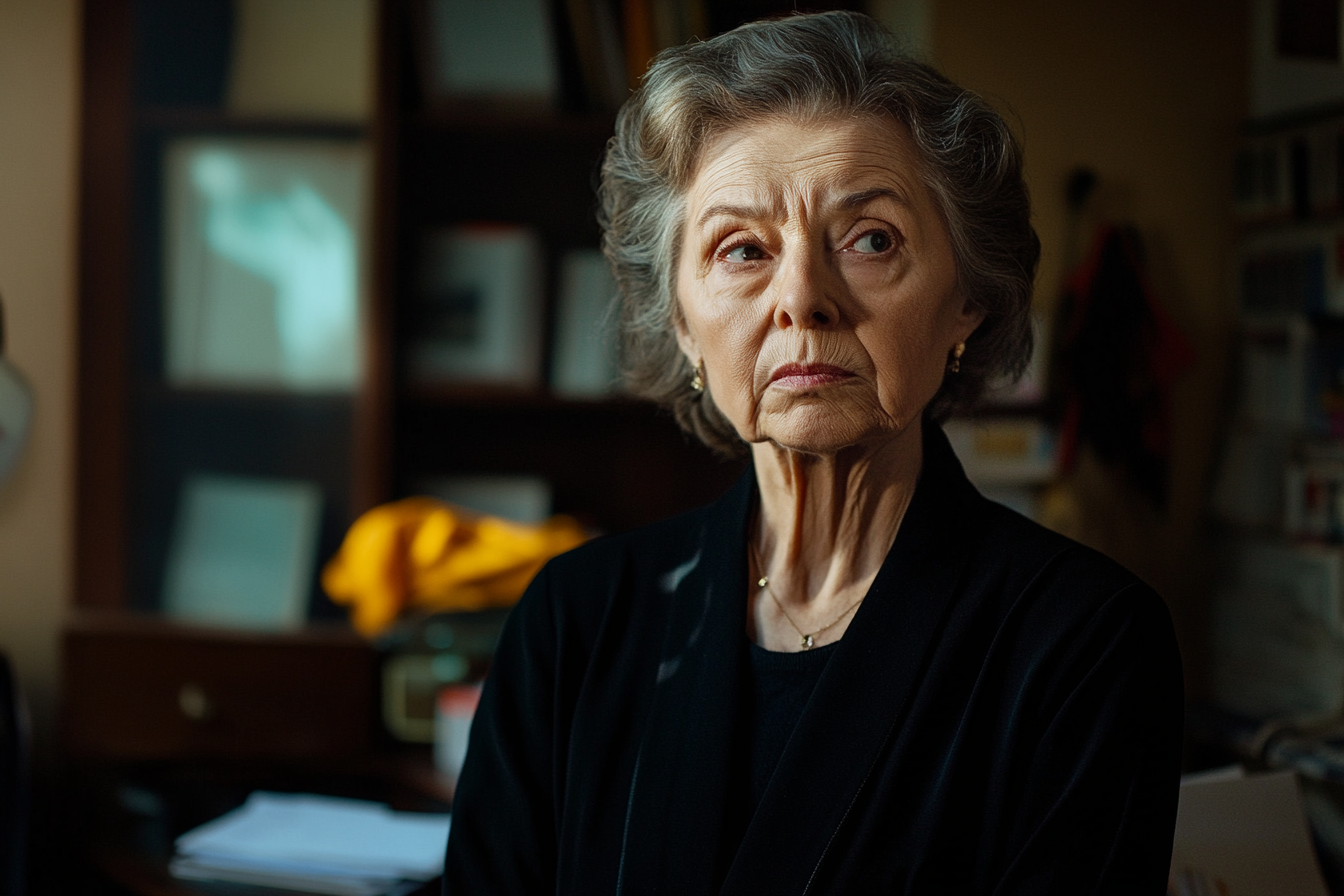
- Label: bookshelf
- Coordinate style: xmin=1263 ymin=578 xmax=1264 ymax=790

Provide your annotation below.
xmin=1206 ymin=102 xmax=1344 ymax=726
xmin=70 ymin=0 xmax=872 ymax=765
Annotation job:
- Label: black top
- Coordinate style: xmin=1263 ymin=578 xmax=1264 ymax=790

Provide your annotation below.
xmin=746 ymin=640 xmax=838 ymax=812
xmin=443 ymin=423 xmax=1183 ymax=895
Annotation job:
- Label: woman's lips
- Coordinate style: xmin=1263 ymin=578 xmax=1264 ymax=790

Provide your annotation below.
xmin=768 ymin=363 xmax=856 ymax=389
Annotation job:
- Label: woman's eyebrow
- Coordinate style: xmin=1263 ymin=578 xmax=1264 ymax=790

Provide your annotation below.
xmin=695 ymin=202 xmax=768 ymax=228
xmin=838 ymin=187 xmax=908 ymax=210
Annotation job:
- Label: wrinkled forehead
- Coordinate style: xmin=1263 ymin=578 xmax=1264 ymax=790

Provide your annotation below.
xmin=678 ymin=114 xmax=936 ymax=231
xmin=675 ymin=110 xmax=919 ymax=191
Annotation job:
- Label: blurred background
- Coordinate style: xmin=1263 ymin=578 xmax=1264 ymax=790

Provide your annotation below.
xmin=1 ymin=0 xmax=1333 ymax=892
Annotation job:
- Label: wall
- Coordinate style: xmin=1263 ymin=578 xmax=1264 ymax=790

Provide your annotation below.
xmin=928 ymin=1 xmax=1247 ymax=689
xmin=0 ymin=0 xmax=79 ymax=754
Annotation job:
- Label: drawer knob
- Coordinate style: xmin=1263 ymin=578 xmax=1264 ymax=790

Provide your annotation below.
xmin=177 ymin=682 xmax=213 ymax=722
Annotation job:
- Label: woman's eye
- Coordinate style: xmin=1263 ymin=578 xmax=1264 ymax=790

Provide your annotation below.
xmin=723 ymin=243 xmax=766 ymax=263
xmin=852 ymin=231 xmax=893 ymax=254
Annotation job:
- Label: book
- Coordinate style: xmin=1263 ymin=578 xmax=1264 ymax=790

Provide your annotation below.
xmin=1238 ymin=225 xmax=1344 ymax=317
xmin=1285 ymin=440 xmax=1344 ymax=542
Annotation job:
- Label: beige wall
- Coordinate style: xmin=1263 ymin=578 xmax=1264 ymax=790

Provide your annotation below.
xmin=0 ymin=0 xmax=79 ymax=753
xmin=929 ymin=2 xmax=1247 ymax=688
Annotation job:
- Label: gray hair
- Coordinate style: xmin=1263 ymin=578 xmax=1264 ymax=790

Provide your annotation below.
xmin=598 ymin=10 xmax=1039 ymax=456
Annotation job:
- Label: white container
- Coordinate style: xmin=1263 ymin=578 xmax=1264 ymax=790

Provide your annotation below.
xmin=434 ymin=683 xmax=483 ymax=788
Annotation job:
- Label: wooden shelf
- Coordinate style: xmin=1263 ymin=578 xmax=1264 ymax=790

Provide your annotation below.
xmin=413 ymin=106 xmax=615 ymax=138
xmin=63 ymin=610 xmax=364 ymax=646
xmin=134 ymin=105 xmax=368 ymax=138
xmin=402 ymin=381 xmax=654 ymax=407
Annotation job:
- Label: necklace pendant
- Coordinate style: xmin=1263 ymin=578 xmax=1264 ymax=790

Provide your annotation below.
xmin=800 ymin=634 xmax=814 ymax=650
xmin=757 ymin=576 xmax=769 ymax=588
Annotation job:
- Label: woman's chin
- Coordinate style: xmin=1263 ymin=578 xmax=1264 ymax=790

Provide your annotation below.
xmin=747 ymin=407 xmax=906 ymax=458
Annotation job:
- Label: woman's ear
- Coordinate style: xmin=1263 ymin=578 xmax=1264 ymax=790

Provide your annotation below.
xmin=674 ymin=314 xmax=700 ymax=369
xmin=956 ymin=297 xmax=987 ymax=343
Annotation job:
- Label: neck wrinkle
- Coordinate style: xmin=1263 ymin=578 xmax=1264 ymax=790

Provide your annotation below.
xmin=751 ymin=418 xmax=924 ymax=608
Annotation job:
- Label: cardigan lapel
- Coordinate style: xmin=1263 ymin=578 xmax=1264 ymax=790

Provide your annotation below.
xmin=617 ymin=470 xmax=755 ymax=895
xmin=719 ymin=424 xmax=989 ymax=896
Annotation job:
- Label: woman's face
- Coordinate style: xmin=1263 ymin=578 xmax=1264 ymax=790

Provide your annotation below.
xmin=675 ymin=115 xmax=984 ymax=456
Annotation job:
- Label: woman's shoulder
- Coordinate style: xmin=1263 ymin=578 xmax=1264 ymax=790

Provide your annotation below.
xmin=958 ymin=496 xmax=1182 ymax=717
xmin=969 ymin=493 xmax=1171 ymax=633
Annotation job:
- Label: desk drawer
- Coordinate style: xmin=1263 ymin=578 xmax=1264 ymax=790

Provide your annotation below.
xmin=62 ymin=615 xmax=375 ymax=760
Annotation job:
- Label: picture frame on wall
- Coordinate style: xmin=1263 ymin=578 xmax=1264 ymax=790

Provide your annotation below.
xmin=162 ymin=474 xmax=323 ymax=630
xmin=163 ymin=136 xmax=369 ymax=392
xmin=407 ymin=225 xmax=545 ymax=389
xmin=417 ymin=0 xmax=561 ymax=109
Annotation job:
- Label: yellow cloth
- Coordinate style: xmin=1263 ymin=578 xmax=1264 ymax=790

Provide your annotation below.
xmin=322 ymin=497 xmax=588 ymax=637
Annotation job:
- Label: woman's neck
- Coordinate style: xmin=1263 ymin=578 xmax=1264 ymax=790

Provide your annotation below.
xmin=747 ymin=419 xmax=923 ymax=649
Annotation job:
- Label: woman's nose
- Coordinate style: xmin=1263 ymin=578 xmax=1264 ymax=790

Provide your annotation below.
xmin=772 ymin=247 xmax=840 ymax=330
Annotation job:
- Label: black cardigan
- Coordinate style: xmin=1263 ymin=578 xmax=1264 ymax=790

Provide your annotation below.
xmin=443 ymin=425 xmax=1183 ymax=895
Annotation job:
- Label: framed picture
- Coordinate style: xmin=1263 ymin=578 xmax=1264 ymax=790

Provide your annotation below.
xmin=162 ymin=474 xmax=323 ymax=630
xmin=408 ymin=225 xmax=544 ymax=388
xmin=163 ymin=136 xmax=369 ymax=392
xmin=551 ymin=248 xmax=621 ymax=398
xmin=419 ymin=0 xmax=560 ymax=107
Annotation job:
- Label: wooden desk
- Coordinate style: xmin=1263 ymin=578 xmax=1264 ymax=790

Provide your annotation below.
xmin=59 ymin=613 xmax=452 ymax=895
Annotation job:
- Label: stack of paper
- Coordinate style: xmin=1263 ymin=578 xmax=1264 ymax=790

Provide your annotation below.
xmin=171 ymin=791 xmax=451 ymax=896
xmin=1170 ymin=767 xmax=1329 ymax=896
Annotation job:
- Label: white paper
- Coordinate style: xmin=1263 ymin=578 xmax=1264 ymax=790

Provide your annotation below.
xmin=171 ymin=855 xmax=400 ymax=896
xmin=1171 ymin=769 xmax=1329 ymax=896
xmin=175 ymin=792 xmax=451 ymax=882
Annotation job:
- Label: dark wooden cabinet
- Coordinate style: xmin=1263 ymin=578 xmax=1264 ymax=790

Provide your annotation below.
xmin=62 ymin=614 xmax=375 ymax=761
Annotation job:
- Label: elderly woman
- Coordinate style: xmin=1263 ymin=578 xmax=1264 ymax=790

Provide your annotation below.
xmin=443 ymin=11 xmax=1182 ymax=894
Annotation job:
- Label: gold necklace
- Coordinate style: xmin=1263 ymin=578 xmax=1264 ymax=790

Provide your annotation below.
xmin=749 ymin=540 xmax=865 ymax=651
